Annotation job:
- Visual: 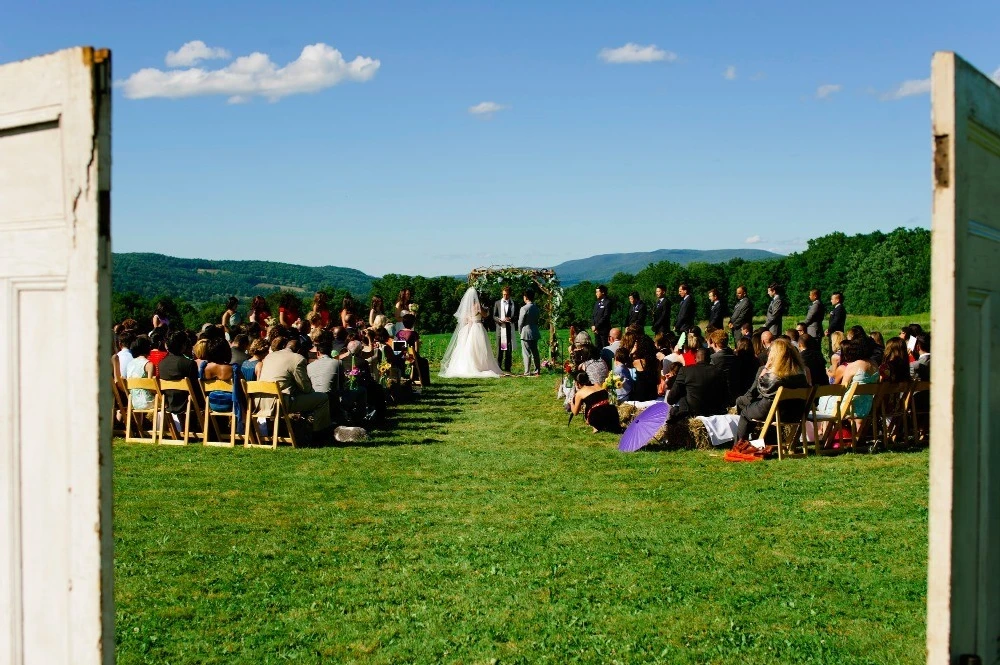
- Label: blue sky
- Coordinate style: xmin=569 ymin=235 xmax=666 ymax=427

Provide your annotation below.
xmin=3 ymin=1 xmax=999 ymax=276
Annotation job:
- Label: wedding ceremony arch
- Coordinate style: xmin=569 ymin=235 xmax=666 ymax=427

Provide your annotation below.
xmin=467 ymin=266 xmax=564 ymax=360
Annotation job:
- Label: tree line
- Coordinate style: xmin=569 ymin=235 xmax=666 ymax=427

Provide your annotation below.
xmin=113 ymin=227 xmax=929 ymax=334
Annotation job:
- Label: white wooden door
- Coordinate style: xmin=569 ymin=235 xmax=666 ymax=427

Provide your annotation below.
xmin=0 ymin=47 xmax=113 ymax=665
xmin=928 ymin=52 xmax=1000 ymax=665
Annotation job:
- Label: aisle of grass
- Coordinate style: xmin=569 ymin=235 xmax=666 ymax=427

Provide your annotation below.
xmin=114 ymin=373 xmax=928 ymax=664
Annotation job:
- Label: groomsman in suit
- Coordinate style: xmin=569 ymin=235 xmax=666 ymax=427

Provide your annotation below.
xmin=707 ymin=288 xmax=727 ymax=330
xmin=675 ymin=283 xmax=695 ymax=335
xmin=764 ymin=283 xmax=786 ymax=336
xmin=651 ymin=284 xmax=671 ymax=335
xmin=591 ymin=284 xmax=611 ymax=348
xmin=626 ymin=291 xmax=647 ymax=330
xmin=804 ymin=289 xmax=826 ymax=339
xmin=826 ymin=292 xmax=846 ymax=347
xmin=519 ymin=289 xmax=541 ymax=376
xmin=492 ymin=285 xmax=516 ymax=374
xmin=728 ymin=285 xmax=753 ymax=342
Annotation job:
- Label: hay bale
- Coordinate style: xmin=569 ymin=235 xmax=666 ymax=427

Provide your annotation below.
xmin=617 ymin=403 xmax=639 ymax=428
xmin=688 ymin=418 xmax=712 ymax=450
xmin=334 ymin=426 xmax=368 ymax=443
xmin=646 ymin=417 xmax=712 ymax=450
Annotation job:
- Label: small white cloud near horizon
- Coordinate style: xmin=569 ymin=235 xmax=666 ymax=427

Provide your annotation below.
xmin=118 ymin=42 xmax=380 ymax=102
xmin=745 ymin=235 xmax=762 ymax=244
xmin=723 ymin=65 xmax=737 ymax=81
xmin=816 ymin=83 xmax=842 ymax=99
xmin=598 ymin=43 xmax=676 ymax=64
xmin=881 ymin=77 xmax=931 ymax=101
xmin=165 ymin=40 xmax=231 ymax=67
xmin=468 ymin=101 xmax=509 ymax=117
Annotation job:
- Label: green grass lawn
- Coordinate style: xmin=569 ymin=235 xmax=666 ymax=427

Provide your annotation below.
xmin=114 ymin=367 xmax=928 ymax=664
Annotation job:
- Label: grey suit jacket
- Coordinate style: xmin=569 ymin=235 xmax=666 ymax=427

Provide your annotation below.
xmin=805 ymin=300 xmax=825 ymax=338
xmin=730 ymin=297 xmax=753 ymax=328
xmin=518 ymin=302 xmax=540 ymax=340
xmin=765 ymin=295 xmax=784 ymax=335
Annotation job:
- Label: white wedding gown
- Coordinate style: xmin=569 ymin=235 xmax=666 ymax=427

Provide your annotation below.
xmin=439 ymin=288 xmax=502 ymax=379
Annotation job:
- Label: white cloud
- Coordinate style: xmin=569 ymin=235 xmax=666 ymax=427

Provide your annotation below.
xmin=598 ymin=43 xmax=676 ymax=64
xmin=881 ymin=77 xmax=931 ymax=101
xmin=119 ymin=43 xmax=380 ymax=102
xmin=745 ymin=235 xmax=762 ymax=244
xmin=164 ymin=40 xmax=231 ymax=67
xmin=816 ymin=83 xmax=842 ymax=99
xmin=468 ymin=101 xmax=509 ymax=117
xmin=723 ymin=65 xmax=737 ymax=81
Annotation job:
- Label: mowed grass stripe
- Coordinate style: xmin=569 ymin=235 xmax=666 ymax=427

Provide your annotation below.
xmin=114 ymin=372 xmax=927 ymax=664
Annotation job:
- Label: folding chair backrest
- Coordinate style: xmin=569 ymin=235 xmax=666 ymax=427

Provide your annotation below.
xmin=158 ymin=377 xmax=202 ymax=445
xmin=245 ymin=380 xmax=282 ymax=397
xmin=202 ymin=379 xmax=234 ymax=396
xmin=244 ymin=381 xmax=296 ymax=449
xmin=774 ymin=386 xmax=813 ymax=424
xmin=126 ymin=377 xmax=160 ymax=396
xmin=124 ymin=377 xmax=161 ymax=444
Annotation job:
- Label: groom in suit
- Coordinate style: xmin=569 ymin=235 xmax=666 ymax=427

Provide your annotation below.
xmin=518 ymin=288 xmax=541 ymax=376
xmin=492 ymin=285 xmax=516 ymax=374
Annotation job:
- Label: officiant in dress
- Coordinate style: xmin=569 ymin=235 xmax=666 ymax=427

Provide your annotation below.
xmin=492 ymin=285 xmax=516 ymax=374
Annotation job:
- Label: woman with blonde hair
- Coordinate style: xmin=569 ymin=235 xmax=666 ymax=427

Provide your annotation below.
xmin=827 ymin=330 xmax=845 ymax=380
xmin=733 ymin=338 xmax=810 ymax=444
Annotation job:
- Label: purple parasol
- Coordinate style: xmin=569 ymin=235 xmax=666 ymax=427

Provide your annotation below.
xmin=618 ymin=402 xmax=670 ymax=452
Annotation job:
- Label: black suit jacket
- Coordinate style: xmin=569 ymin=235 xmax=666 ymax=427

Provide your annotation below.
xmin=708 ymin=300 xmax=726 ymax=329
xmin=651 ymin=297 xmax=671 ymax=334
xmin=158 ymin=353 xmax=201 ymax=414
xmin=626 ymin=301 xmax=647 ymax=329
xmin=709 ymin=347 xmax=740 ymax=405
xmin=828 ymin=304 xmax=846 ymax=334
xmin=675 ymin=296 xmax=695 ymax=333
xmin=667 ymin=363 xmax=728 ymax=418
xmin=592 ymin=297 xmax=611 ymax=333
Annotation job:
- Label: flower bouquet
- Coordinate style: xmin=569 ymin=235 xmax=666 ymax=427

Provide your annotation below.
xmin=346 ymin=366 xmax=361 ymax=389
xmin=603 ymin=372 xmax=624 ymax=405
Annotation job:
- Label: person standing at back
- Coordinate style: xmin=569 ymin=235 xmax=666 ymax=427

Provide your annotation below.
xmin=625 ymin=290 xmax=647 ymax=331
xmin=674 ymin=283 xmax=695 ymax=335
xmin=519 ymin=289 xmax=542 ymax=376
xmin=650 ymin=284 xmax=671 ymax=335
xmin=764 ymin=283 xmax=785 ymax=336
xmin=591 ymin=285 xmax=611 ymax=349
xmin=827 ymin=291 xmax=846 ymax=343
xmin=492 ymin=285 xmax=517 ymax=374
xmin=728 ymin=285 xmax=753 ymax=343
xmin=707 ymin=288 xmax=726 ymax=330
xmin=804 ymin=289 xmax=825 ymax=339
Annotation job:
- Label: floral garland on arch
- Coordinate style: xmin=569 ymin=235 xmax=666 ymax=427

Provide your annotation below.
xmin=467 ymin=266 xmax=564 ymax=360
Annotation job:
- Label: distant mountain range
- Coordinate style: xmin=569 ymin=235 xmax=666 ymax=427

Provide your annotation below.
xmin=112 ymin=248 xmax=781 ymax=300
xmin=550 ymin=248 xmax=782 ymax=285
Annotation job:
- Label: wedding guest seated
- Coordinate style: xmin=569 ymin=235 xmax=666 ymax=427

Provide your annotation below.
xmin=307 ymin=331 xmax=344 ymax=420
xmin=241 ymin=338 xmax=269 ymax=381
xmin=816 ymin=338 xmax=879 ymax=421
xmin=611 ymin=347 xmax=634 ymax=402
xmin=827 ymin=331 xmax=845 ymax=379
xmin=910 ymin=333 xmax=931 ymax=381
xmin=678 ymin=326 xmax=704 ymax=366
xmin=848 ymin=324 xmax=882 ymax=365
xmin=199 ymin=337 xmax=236 ymax=414
xmin=707 ymin=329 xmax=739 ymax=406
xmin=626 ymin=331 xmax=659 ymax=401
xmin=330 ymin=326 xmax=347 ymax=356
xmin=880 ymin=337 xmax=911 ymax=383
xmin=570 ymin=372 xmax=621 ymax=434
xmin=870 ymin=330 xmax=885 ymax=351
xmin=258 ymin=334 xmax=332 ymax=437
xmin=148 ymin=329 xmax=168 ymax=374
xmin=795 ymin=322 xmax=808 ymax=339
xmin=733 ymin=337 xmax=760 ymax=397
xmin=668 ymin=348 xmax=728 ymax=419
xmin=159 ymin=331 xmax=201 ymax=419
xmin=113 ymin=328 xmax=136 ymax=386
xmin=600 ymin=328 xmax=622 ymax=368
xmin=125 ymin=335 xmax=156 ymax=410
xmin=740 ymin=322 xmax=752 ymax=339
xmin=756 ymin=330 xmax=773 ymax=367
xmin=797 ymin=333 xmax=827 ymax=386
xmin=784 ymin=328 xmax=799 ymax=348
xmin=734 ymin=338 xmax=810 ymax=445
xmin=577 ymin=343 xmax=609 ymax=386
xmin=230 ymin=333 xmax=250 ymax=365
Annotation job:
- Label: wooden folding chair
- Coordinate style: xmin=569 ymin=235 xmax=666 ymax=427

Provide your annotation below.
xmin=158 ymin=378 xmax=204 ymax=445
xmin=201 ymin=379 xmax=242 ymax=447
xmin=807 ymin=383 xmax=852 ymax=455
xmin=879 ymin=381 xmax=913 ymax=450
xmin=906 ymin=380 xmax=931 ymax=447
xmin=843 ymin=383 xmax=883 ymax=453
xmin=753 ymin=386 xmax=814 ymax=460
xmin=244 ymin=381 xmax=297 ymax=449
xmin=111 ymin=375 xmax=129 ymax=438
xmin=124 ymin=377 xmax=162 ymax=444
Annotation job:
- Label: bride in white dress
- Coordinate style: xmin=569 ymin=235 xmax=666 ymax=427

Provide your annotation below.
xmin=439 ymin=287 xmax=503 ymax=378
